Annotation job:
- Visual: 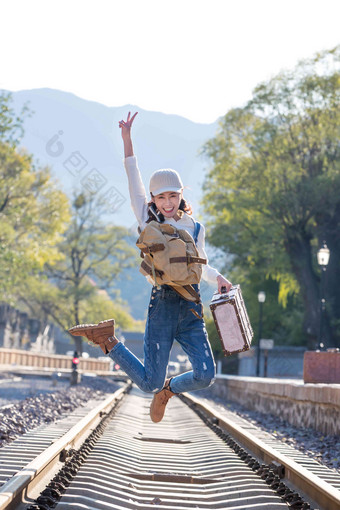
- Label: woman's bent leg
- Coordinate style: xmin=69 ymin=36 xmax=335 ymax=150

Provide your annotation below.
xmin=170 ymin=299 xmax=216 ymax=394
xmin=108 ymin=340 xmax=159 ymax=393
xmin=109 ymin=287 xmax=177 ymax=393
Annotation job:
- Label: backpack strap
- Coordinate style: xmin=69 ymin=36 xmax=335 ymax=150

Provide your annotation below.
xmin=140 ymin=243 xmax=165 ymax=255
xmin=141 ymin=260 xmax=165 ymax=279
xmin=193 ymin=221 xmax=201 ymax=245
xmin=190 ymin=303 xmax=204 ymax=320
xmin=168 ymin=284 xmax=200 ymax=303
xmin=169 ymin=256 xmax=207 ymax=264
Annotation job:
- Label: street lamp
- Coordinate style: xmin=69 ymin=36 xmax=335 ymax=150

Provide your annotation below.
xmin=256 ymin=291 xmax=266 ymax=376
xmin=317 ymin=241 xmax=330 ymax=350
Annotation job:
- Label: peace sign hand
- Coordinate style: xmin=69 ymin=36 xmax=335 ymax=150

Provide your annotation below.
xmin=118 ymin=111 xmax=138 ymax=140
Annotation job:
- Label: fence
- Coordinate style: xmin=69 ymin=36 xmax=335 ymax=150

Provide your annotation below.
xmin=0 ymin=348 xmax=111 ymax=372
xmin=238 ymin=346 xmax=307 ymax=378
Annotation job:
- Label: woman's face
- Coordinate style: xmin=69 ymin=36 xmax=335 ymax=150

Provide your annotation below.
xmin=152 ymin=190 xmax=182 ymax=218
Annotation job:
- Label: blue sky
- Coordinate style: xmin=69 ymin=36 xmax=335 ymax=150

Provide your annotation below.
xmin=1 ymin=0 xmax=339 ymax=123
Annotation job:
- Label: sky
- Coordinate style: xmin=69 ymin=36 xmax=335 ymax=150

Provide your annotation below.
xmin=1 ymin=0 xmax=340 ymax=123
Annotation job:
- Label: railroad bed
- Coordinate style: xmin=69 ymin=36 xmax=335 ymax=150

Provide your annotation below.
xmin=0 ymin=384 xmax=339 ymax=510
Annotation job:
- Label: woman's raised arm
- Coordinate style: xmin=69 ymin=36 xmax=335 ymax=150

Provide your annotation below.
xmin=119 ymin=111 xmax=138 ymax=158
xmin=118 ymin=111 xmax=149 ymax=228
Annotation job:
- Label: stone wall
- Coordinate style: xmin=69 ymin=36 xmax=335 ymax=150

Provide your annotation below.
xmin=210 ymin=375 xmax=340 ymax=436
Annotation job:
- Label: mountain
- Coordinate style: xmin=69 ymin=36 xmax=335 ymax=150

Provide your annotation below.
xmin=5 ymin=88 xmax=224 ymax=318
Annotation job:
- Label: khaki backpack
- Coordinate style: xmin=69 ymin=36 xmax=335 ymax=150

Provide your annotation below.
xmin=136 ymin=220 xmax=207 ymax=317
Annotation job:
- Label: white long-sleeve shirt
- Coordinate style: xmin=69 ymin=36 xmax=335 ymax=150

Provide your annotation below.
xmin=124 ymin=155 xmax=222 ymax=286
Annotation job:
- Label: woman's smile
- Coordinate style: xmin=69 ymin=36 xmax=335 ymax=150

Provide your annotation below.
xmin=153 ymin=191 xmax=182 ymax=217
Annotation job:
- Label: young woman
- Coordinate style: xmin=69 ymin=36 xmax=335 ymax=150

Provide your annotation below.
xmin=69 ymin=111 xmax=232 ymax=423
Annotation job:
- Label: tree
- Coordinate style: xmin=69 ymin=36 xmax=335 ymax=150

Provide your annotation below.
xmin=201 ymin=46 xmax=340 ymax=347
xmin=0 ymin=91 xmax=143 ymax=351
xmin=0 ymin=93 xmax=71 ymax=303
xmin=19 ymin=192 xmax=139 ymax=352
xmin=0 ymin=90 xmax=32 ymax=148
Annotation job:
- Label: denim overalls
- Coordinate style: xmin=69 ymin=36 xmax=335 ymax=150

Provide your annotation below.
xmin=108 ymin=221 xmax=216 ymax=394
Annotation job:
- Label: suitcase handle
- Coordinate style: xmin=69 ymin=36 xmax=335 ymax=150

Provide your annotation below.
xmin=221 ymin=285 xmax=227 ymax=294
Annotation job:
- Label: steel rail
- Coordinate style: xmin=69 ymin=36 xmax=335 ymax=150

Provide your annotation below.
xmin=50 ymin=387 xmax=291 ymax=509
xmin=0 ymin=384 xmax=130 ymax=510
xmin=182 ymin=392 xmax=340 ymax=510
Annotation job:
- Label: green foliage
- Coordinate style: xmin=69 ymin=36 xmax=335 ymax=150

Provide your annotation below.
xmin=0 ymin=91 xmax=71 ymax=303
xmin=0 ymin=141 xmax=71 ymax=303
xmin=82 ymin=293 xmax=145 ymax=332
xmin=0 ymin=92 xmax=143 ymax=350
xmin=20 ymin=191 xmax=140 ymax=350
xmin=201 ymin=46 xmax=340 ymax=346
xmin=0 ymin=90 xmax=33 ymax=148
xmin=21 ymin=274 xmax=144 ymax=335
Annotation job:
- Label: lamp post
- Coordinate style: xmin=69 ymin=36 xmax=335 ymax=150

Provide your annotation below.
xmin=317 ymin=241 xmax=330 ymax=350
xmin=256 ymin=291 xmax=266 ymax=376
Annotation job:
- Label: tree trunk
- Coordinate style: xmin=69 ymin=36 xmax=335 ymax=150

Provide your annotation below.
xmin=314 ymin=200 xmax=340 ymax=348
xmin=73 ymin=298 xmax=83 ymax=354
xmin=320 ymin=232 xmax=340 ymax=348
xmin=284 ymin=232 xmax=320 ymax=348
xmin=73 ymin=335 xmax=83 ymax=354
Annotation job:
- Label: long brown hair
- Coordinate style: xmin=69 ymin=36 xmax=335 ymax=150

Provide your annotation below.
xmin=146 ymin=195 xmax=193 ymax=223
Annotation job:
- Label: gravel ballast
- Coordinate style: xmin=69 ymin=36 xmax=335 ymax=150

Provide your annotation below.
xmin=195 ymin=389 xmax=340 ymax=474
xmin=1 ymin=373 xmax=339 ymax=477
xmin=0 ymin=374 xmax=122 ymax=449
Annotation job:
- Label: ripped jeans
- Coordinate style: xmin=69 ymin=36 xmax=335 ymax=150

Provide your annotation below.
xmin=108 ymin=283 xmax=216 ymax=394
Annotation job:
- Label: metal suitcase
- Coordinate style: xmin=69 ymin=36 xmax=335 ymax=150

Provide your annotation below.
xmin=210 ymin=284 xmax=254 ymax=356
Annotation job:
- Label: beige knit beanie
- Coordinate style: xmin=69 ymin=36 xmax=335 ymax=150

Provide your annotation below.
xmin=149 ymin=168 xmax=183 ymax=196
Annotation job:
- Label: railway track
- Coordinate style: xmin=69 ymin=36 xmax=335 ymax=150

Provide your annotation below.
xmin=0 ymin=383 xmax=339 ymax=510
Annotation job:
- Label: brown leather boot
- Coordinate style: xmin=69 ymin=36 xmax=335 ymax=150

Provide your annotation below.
xmin=68 ymin=319 xmax=117 ymax=354
xmin=150 ymin=378 xmax=175 ymax=423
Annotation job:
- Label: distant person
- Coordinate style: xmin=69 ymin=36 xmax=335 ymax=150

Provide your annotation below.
xmin=69 ymin=112 xmax=232 ymax=422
